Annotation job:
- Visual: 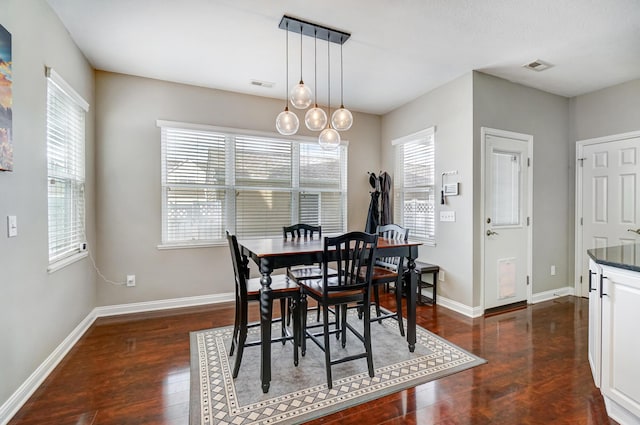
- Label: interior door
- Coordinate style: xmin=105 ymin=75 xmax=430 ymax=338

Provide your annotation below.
xmin=483 ymin=131 xmax=531 ymax=310
xmin=579 ymin=136 xmax=640 ymax=297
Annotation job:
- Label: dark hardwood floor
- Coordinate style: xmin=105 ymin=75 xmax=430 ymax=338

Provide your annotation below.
xmin=8 ymin=295 xmax=615 ymax=424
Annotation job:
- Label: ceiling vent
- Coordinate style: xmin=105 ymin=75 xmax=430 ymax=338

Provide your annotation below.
xmin=523 ymin=59 xmax=553 ymax=72
xmin=250 ymin=79 xmax=274 ymax=88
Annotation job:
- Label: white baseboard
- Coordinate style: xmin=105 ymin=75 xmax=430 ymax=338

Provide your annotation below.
xmin=531 ymin=286 xmax=575 ymax=304
xmin=0 ymin=292 xmax=234 ymax=425
xmin=436 ymin=296 xmax=484 ymax=318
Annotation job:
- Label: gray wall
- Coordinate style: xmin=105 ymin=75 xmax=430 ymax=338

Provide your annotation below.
xmin=381 ymin=73 xmax=475 ymax=307
xmin=472 ymin=72 xmax=571 ymax=305
xmin=0 ymin=0 xmax=96 ymax=408
xmin=94 ymin=71 xmax=381 ymax=306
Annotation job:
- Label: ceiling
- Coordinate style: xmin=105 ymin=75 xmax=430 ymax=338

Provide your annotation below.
xmin=47 ymin=0 xmax=640 ymax=115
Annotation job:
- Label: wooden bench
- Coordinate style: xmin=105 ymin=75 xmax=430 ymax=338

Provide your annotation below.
xmin=404 ymin=261 xmax=439 ymax=305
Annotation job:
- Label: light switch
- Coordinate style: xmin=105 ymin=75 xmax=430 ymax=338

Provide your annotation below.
xmin=7 ymin=215 xmax=17 ymax=237
xmin=440 ymin=210 xmax=456 ymax=222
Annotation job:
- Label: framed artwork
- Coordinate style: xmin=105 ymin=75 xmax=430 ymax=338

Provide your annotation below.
xmin=0 ymin=23 xmax=12 ymax=172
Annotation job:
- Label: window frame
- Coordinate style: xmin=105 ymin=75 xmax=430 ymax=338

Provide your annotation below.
xmin=157 ymin=120 xmax=348 ymax=248
xmin=392 ymin=127 xmax=436 ymax=246
xmin=45 ymin=67 xmax=90 ymax=271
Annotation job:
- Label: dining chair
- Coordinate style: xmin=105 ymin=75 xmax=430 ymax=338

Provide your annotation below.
xmin=298 ymin=231 xmax=378 ymax=389
xmin=283 ymin=224 xmax=337 ymax=325
xmin=226 ymin=231 xmax=300 ymax=379
xmin=368 ymin=223 xmax=409 ymax=336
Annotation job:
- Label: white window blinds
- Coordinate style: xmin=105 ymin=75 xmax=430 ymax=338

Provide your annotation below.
xmin=46 ymin=68 xmax=89 ymax=264
xmin=159 ymin=122 xmax=348 ymax=245
xmin=393 ymin=128 xmax=435 ymax=245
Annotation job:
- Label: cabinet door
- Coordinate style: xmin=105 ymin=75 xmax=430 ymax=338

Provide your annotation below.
xmin=588 ymin=259 xmax=602 ymax=388
xmin=601 ymin=267 xmax=640 ymax=418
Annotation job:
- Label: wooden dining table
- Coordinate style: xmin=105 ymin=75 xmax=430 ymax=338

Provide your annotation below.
xmin=237 ymin=235 xmax=422 ymax=393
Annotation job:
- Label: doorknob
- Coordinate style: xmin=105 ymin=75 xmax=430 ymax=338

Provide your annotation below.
xmin=627 ymin=228 xmax=640 ymax=235
xmin=486 ymin=230 xmax=499 ymax=236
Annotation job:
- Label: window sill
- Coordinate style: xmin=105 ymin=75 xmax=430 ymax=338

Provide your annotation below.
xmin=157 ymin=241 xmax=226 ymax=250
xmin=48 ymin=251 xmax=89 ymax=274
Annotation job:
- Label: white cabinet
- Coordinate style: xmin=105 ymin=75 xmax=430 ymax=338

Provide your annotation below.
xmin=588 ymin=259 xmax=602 ymax=388
xmin=599 ymin=265 xmax=640 ymax=424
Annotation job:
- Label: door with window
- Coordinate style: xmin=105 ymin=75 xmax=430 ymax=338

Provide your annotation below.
xmin=482 ymin=128 xmax=532 ymax=310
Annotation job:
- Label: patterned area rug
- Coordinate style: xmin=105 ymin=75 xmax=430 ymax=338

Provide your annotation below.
xmin=189 ymin=308 xmax=486 ymax=425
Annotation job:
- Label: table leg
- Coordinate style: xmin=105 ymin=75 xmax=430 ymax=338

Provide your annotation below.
xmin=406 ymin=257 xmax=417 ymax=352
xmin=259 ymin=269 xmax=273 ymax=393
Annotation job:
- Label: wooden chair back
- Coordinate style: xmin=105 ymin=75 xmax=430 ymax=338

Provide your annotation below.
xmin=283 ymin=223 xmax=322 ymax=239
xmin=322 ymin=231 xmax=378 ymax=298
xmin=376 ymin=224 xmax=409 ymax=272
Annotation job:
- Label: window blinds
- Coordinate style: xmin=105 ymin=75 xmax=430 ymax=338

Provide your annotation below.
xmin=159 ymin=123 xmax=347 ymax=244
xmin=46 ymin=68 xmax=88 ymax=264
xmin=393 ymin=129 xmax=435 ymax=245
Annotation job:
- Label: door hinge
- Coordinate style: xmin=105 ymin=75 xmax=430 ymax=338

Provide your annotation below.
xmin=580 ymin=217 xmax=583 ymax=226
xmin=580 ymin=275 xmax=583 ymax=283
xmin=578 ymin=157 xmax=586 ymax=167
xmin=527 ymin=217 xmax=530 ymax=226
xmin=526 ymin=275 xmax=530 ymax=285
xmin=527 ymin=157 xmax=531 ymax=167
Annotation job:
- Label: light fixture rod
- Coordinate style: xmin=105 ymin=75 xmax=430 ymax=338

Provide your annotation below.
xmin=278 ymin=15 xmax=350 ymax=44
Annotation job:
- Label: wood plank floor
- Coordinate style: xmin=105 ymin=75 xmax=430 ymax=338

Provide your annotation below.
xmin=8 ymin=295 xmax=616 ymax=425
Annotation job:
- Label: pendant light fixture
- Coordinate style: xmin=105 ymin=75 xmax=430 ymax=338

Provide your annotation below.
xmin=289 ymin=25 xmax=313 ymax=110
xmin=305 ymin=30 xmax=327 ymax=131
xmin=276 ymin=22 xmax=299 ymax=135
xmin=318 ymin=39 xmax=340 ymax=150
xmin=331 ymin=35 xmax=353 ymax=131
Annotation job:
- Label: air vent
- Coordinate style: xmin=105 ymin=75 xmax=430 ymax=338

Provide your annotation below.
xmin=250 ymin=79 xmax=274 ymax=88
xmin=523 ymin=59 xmax=553 ymax=72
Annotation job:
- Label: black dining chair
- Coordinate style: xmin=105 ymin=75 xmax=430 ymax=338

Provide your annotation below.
xmin=227 ymin=231 xmax=300 ymax=379
xmin=298 ymin=231 xmax=378 ymax=389
xmin=368 ymin=224 xmax=409 ymax=336
xmin=283 ymin=224 xmax=337 ymax=324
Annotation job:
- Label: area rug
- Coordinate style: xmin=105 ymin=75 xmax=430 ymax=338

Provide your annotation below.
xmin=189 ymin=308 xmax=486 ymax=425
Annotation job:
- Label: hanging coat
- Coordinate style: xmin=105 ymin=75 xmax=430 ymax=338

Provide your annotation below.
xmin=365 ymin=190 xmax=380 ymax=233
xmin=379 ymin=171 xmax=392 ymax=226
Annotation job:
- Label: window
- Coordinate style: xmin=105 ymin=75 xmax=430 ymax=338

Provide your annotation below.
xmin=159 ymin=121 xmax=348 ymax=246
xmin=46 ymin=67 xmax=89 ymax=267
xmin=393 ymin=127 xmax=435 ymax=245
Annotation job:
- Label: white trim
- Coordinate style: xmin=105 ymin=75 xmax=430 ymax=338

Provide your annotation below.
xmin=604 ymin=395 xmax=640 ymax=425
xmin=391 ymin=126 xmax=435 ymax=146
xmin=156 ymin=119 xmax=349 ymax=147
xmin=436 ymin=296 xmax=484 ymax=318
xmin=0 ymin=293 xmax=234 ymax=425
xmin=480 ymin=127 xmax=534 ymax=313
xmin=531 ymin=286 xmax=575 ymax=304
xmin=45 ymin=67 xmax=89 ymax=111
xmin=47 ymin=251 xmax=88 ymax=273
xmin=157 ymin=241 xmax=227 ymax=250
xmin=573 ymin=130 xmax=640 ymax=298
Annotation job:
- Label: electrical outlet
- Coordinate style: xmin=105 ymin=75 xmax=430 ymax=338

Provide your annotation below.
xmin=550 ymin=265 xmax=556 ymax=276
xmin=126 ymin=275 xmax=136 ymax=287
xmin=439 ymin=270 xmax=445 ymax=282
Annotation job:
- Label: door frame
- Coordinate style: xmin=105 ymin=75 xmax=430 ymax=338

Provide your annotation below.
xmin=480 ymin=127 xmax=533 ymax=311
xmin=573 ymin=130 xmax=640 ymax=297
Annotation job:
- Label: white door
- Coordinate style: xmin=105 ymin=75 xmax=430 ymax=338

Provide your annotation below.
xmin=578 ymin=134 xmax=640 ymax=298
xmin=482 ymin=129 xmax=532 ymax=310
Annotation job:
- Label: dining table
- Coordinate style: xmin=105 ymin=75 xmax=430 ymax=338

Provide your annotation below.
xmin=237 ymin=235 xmax=422 ymax=393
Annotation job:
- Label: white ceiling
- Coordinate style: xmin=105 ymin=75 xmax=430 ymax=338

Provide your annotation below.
xmin=47 ymin=0 xmax=640 ymax=115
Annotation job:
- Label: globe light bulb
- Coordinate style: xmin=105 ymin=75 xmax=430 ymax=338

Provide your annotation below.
xmin=318 ymin=127 xmax=341 ymax=150
xmin=276 ymin=108 xmax=299 ymax=135
xmin=290 ymin=82 xmax=313 ymax=109
xmin=331 ymin=107 xmax=353 ymax=131
xmin=305 ymin=106 xmax=328 ymax=131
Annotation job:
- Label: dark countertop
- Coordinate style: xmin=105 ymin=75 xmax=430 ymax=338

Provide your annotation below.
xmin=588 ymin=244 xmax=640 ymax=273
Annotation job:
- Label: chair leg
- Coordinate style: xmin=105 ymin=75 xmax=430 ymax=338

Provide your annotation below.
xmin=232 ymin=304 xmax=249 ymax=378
xmin=362 ymin=298 xmax=375 ymax=378
xmin=292 ymin=295 xmax=299 ymax=367
xmin=340 ymin=303 xmax=347 ymax=348
xmin=301 ymin=293 xmax=308 ymax=357
xmin=373 ymin=285 xmax=382 ymax=324
xmin=323 ymin=305 xmax=333 ymax=389
xmin=334 ymin=304 xmax=341 ymax=339
xmin=280 ymin=298 xmax=287 ymax=345
xmin=229 ymin=295 xmax=240 ymax=356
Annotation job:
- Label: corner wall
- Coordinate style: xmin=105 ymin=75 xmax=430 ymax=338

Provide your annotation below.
xmin=0 ymin=0 xmax=96 ymax=411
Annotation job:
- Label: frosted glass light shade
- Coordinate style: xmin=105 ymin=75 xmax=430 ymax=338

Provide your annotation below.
xmin=305 ymin=106 xmax=327 ymax=131
xmin=318 ymin=127 xmax=341 ymax=150
xmin=290 ymin=82 xmax=313 ymax=109
xmin=331 ymin=107 xmax=353 ymax=131
xmin=276 ymin=108 xmax=299 ymax=135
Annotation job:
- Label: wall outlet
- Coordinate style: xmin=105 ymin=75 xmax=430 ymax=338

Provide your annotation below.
xmin=7 ymin=215 xmax=17 ymax=237
xmin=439 ymin=270 xmax=445 ymax=282
xmin=126 ymin=275 xmax=136 ymax=287
xmin=550 ymin=265 xmax=556 ymax=276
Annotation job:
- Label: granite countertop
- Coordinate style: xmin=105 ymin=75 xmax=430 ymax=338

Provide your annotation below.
xmin=588 ymin=244 xmax=640 ymax=273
